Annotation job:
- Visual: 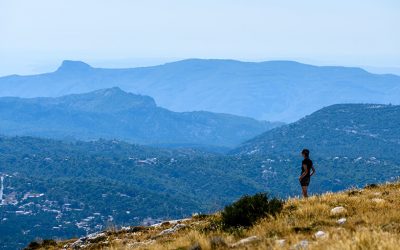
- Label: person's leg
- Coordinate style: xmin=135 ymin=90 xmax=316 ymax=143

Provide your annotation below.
xmin=301 ymin=186 xmax=308 ymax=198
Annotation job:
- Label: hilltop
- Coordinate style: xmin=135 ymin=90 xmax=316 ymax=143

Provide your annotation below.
xmin=1 ymin=59 xmax=399 ymax=122
xmin=234 ymin=103 xmax=400 ymax=157
xmin=28 ymin=181 xmax=400 ymax=249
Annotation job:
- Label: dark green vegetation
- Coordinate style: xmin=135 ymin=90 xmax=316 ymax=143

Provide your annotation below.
xmin=0 ymin=136 xmax=265 ymax=249
xmin=0 ymin=87 xmax=280 ymax=148
xmin=1 ymin=59 xmax=399 ymax=122
xmin=232 ymin=104 xmax=400 ymax=195
xmin=234 ymin=104 xmax=400 ymax=157
xmin=1 ymin=104 xmax=400 ymax=249
xmin=25 ymin=239 xmax=57 ymax=250
xmin=221 ymin=193 xmax=283 ymax=229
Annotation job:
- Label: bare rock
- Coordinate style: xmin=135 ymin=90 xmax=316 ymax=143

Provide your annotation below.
xmin=293 ymin=240 xmax=309 ymax=249
xmin=314 ymin=230 xmax=327 ymax=239
xmin=275 ymin=239 xmax=286 ymax=247
xmin=120 ymin=225 xmax=146 ymax=233
xmin=337 ymin=218 xmax=347 ymax=225
xmin=69 ymin=232 xmax=107 ymax=249
xmin=230 ymin=236 xmax=260 ymax=248
xmin=158 ymin=223 xmax=186 ymax=236
xmin=330 ymin=206 xmax=347 ymax=215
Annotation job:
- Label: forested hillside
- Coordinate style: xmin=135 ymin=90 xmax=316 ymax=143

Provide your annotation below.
xmin=234 ymin=104 xmax=400 ymax=157
xmin=0 ymin=87 xmax=279 ymax=148
xmin=0 ymin=136 xmax=264 ymax=249
xmin=2 ymin=104 xmax=400 ymax=249
xmin=232 ymin=103 xmax=400 ymax=196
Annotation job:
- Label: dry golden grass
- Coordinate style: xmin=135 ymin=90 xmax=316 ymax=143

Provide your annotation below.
xmin=42 ymin=182 xmax=400 ymax=250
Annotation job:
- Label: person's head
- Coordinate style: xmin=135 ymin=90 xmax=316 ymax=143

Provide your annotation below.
xmin=301 ymin=149 xmax=310 ymax=158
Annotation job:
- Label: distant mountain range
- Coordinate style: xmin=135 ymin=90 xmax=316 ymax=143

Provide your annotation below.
xmin=0 ymin=87 xmax=280 ymax=147
xmin=1 ymin=59 xmax=399 ymax=122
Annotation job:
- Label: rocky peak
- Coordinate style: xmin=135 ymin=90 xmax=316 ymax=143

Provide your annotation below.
xmin=56 ymin=60 xmax=93 ymax=73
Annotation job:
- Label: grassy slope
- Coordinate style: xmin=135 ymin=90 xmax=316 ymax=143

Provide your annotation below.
xmin=32 ymin=181 xmax=400 ymax=250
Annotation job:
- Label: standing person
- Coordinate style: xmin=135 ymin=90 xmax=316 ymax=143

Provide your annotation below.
xmin=299 ymin=149 xmax=315 ymax=198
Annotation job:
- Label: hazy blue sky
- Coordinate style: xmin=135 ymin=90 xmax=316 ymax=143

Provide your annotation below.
xmin=0 ymin=0 xmax=399 ymax=76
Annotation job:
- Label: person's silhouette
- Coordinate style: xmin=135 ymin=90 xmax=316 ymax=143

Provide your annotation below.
xmin=299 ymin=149 xmax=315 ymax=197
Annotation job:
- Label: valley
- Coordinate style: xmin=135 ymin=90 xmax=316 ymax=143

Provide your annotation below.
xmin=1 ymin=103 xmax=400 ymax=249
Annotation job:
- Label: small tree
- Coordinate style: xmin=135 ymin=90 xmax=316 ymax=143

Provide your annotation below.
xmin=221 ymin=193 xmax=283 ymax=229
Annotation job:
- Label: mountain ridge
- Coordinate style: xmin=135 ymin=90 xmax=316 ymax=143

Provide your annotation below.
xmin=1 ymin=59 xmax=399 ymax=121
xmin=233 ymin=103 xmax=400 ymax=157
xmin=0 ymin=88 xmax=279 ymax=147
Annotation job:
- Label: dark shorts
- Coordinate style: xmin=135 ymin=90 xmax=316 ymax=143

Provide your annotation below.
xmin=300 ymin=176 xmax=310 ymax=186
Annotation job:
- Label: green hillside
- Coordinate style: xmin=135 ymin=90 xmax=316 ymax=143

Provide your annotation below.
xmin=0 ymin=87 xmax=280 ymax=148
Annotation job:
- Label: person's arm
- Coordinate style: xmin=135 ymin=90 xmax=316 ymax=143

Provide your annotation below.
xmin=299 ymin=164 xmax=309 ymax=180
xmin=310 ymin=165 xmax=316 ymax=176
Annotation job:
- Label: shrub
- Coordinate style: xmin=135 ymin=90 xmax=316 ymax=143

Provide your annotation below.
xmin=24 ymin=241 xmax=40 ymax=250
xmin=42 ymin=239 xmax=57 ymax=246
xmin=365 ymin=183 xmax=378 ymax=189
xmin=221 ymin=193 xmax=283 ymax=229
xmin=24 ymin=239 xmax=57 ymax=250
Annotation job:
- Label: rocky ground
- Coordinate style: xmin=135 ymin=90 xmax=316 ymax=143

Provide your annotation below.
xmin=26 ymin=181 xmax=400 ymax=250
